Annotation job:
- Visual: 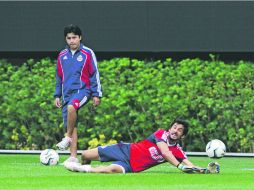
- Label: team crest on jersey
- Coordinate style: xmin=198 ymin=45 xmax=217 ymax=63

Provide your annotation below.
xmin=77 ymin=55 xmax=83 ymax=62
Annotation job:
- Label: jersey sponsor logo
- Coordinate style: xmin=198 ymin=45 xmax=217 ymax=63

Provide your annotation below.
xmin=149 ymin=147 xmax=164 ymax=162
xmin=77 ymin=55 xmax=83 ymax=62
xmin=63 ymin=55 xmax=68 ymax=60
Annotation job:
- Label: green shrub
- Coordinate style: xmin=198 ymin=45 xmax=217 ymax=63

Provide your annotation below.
xmin=0 ymin=57 xmax=253 ymax=152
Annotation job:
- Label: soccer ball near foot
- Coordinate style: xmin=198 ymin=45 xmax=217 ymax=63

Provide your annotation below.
xmin=206 ymin=139 xmax=226 ymax=159
xmin=40 ymin=149 xmax=59 ymax=166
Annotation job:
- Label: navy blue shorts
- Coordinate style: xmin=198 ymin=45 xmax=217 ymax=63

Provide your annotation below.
xmin=98 ymin=142 xmax=132 ymax=173
xmin=62 ymin=89 xmax=91 ymax=128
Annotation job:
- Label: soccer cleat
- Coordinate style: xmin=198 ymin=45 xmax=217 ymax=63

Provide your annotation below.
xmin=63 ymin=156 xmax=79 ymax=165
xmin=64 ymin=162 xmax=91 ymax=172
xmin=56 ymin=136 xmax=72 ymax=150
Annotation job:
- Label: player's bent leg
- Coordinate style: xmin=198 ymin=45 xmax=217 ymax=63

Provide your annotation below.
xmin=67 ymin=105 xmax=77 ymax=137
xmin=81 ymin=148 xmax=100 ymax=164
xmin=56 ymin=106 xmax=77 ymax=151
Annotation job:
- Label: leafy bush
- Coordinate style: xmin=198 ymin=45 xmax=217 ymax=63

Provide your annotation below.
xmin=0 ymin=57 xmax=254 ymax=152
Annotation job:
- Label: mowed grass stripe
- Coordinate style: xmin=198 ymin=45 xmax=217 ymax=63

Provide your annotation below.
xmin=0 ymin=154 xmax=254 ymax=190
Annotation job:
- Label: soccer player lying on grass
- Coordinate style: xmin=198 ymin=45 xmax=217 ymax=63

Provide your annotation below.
xmin=64 ymin=118 xmax=220 ymax=174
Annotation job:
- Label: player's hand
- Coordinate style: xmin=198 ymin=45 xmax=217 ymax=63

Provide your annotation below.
xmin=55 ymin=98 xmax=62 ymax=108
xmin=177 ymin=163 xmax=193 ymax=173
xmin=93 ymin=96 xmax=100 ymax=107
xmin=207 ymin=162 xmax=220 ymax=173
xmin=192 ymin=167 xmax=210 ymax=174
xmin=192 ymin=162 xmax=220 ymax=174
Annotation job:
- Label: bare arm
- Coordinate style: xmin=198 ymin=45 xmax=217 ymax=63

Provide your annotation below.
xmin=157 ymin=142 xmax=197 ymax=173
xmin=156 ymin=141 xmax=181 ymax=167
xmin=182 ymin=159 xmax=207 ymax=170
xmin=182 ymin=159 xmax=195 ymax=167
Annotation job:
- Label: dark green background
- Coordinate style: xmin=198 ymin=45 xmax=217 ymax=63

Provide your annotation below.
xmin=0 ymin=1 xmax=254 ymax=53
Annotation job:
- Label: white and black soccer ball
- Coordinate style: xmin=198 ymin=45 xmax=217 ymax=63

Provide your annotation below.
xmin=40 ymin=149 xmax=59 ymax=166
xmin=206 ymin=139 xmax=226 ymax=159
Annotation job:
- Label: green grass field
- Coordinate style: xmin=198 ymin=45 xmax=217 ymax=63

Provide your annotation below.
xmin=0 ymin=154 xmax=254 ymax=190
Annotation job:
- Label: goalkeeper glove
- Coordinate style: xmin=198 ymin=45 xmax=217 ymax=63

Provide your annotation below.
xmin=192 ymin=167 xmax=210 ymax=174
xmin=207 ymin=162 xmax=220 ymax=173
xmin=192 ymin=162 xmax=220 ymax=174
xmin=177 ymin=163 xmax=193 ymax=173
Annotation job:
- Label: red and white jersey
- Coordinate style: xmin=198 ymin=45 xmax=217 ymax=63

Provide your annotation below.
xmin=129 ymin=129 xmax=187 ymax=172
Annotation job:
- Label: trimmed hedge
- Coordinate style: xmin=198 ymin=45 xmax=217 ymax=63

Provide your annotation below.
xmin=0 ymin=57 xmax=254 ymax=152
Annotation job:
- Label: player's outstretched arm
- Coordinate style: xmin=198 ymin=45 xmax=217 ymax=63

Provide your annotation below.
xmin=157 ymin=141 xmax=181 ymax=167
xmin=177 ymin=163 xmax=194 ymax=173
xmin=157 ymin=142 xmax=192 ymax=173
xmin=182 ymin=159 xmax=220 ymax=174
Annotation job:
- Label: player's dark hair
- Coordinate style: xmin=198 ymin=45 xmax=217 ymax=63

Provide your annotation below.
xmin=170 ymin=118 xmax=189 ymax=136
xmin=64 ymin=24 xmax=82 ymax=37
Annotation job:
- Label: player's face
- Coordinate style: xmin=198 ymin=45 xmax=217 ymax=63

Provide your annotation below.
xmin=168 ymin=123 xmax=185 ymax=141
xmin=66 ymin=33 xmax=81 ymax=51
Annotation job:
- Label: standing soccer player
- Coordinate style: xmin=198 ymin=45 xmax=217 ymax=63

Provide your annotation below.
xmin=54 ymin=24 xmax=102 ymax=163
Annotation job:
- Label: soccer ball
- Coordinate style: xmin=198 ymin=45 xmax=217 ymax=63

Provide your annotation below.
xmin=40 ymin=149 xmax=59 ymax=166
xmin=206 ymin=139 xmax=226 ymax=158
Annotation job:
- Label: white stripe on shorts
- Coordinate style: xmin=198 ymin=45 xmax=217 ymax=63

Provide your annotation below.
xmin=80 ymin=96 xmax=88 ymax=107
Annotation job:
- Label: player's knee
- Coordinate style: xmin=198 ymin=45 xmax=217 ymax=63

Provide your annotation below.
xmin=67 ymin=105 xmax=76 ymax=113
xmin=81 ymin=150 xmax=89 ymax=160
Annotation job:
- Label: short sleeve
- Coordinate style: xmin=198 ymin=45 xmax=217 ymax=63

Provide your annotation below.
xmin=153 ymin=130 xmax=169 ymax=143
